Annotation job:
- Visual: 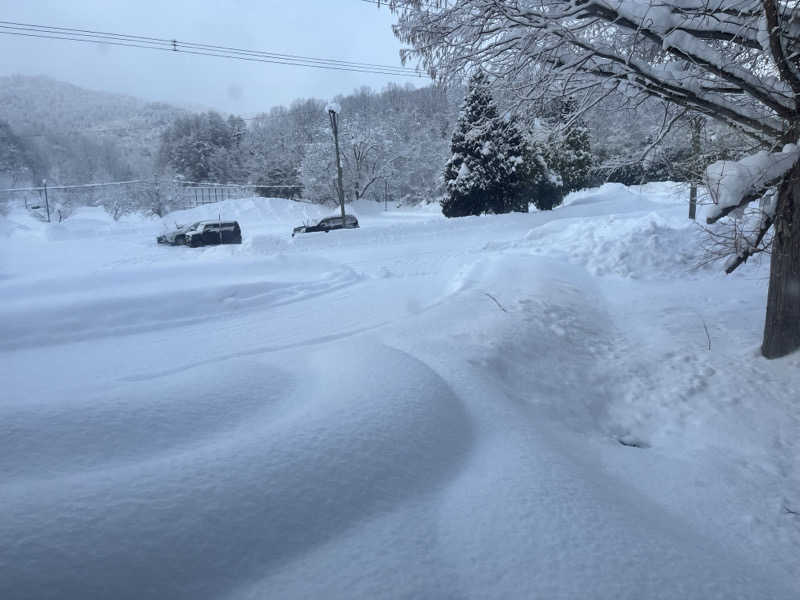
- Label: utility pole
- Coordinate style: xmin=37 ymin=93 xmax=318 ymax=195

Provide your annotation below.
xmin=327 ymin=105 xmax=346 ymax=220
xmin=384 ymin=179 xmax=388 ymax=212
xmin=42 ymin=179 xmax=50 ymax=223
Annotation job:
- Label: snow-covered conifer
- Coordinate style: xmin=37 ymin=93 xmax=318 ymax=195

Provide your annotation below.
xmin=442 ymin=73 xmax=523 ymax=217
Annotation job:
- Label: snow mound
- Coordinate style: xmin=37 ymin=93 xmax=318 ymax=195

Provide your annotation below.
xmin=163 ymin=197 xmax=327 ymax=232
xmin=563 ymin=182 xmax=641 ymax=207
xmin=0 ymin=209 xmax=43 ymax=238
xmin=45 ymin=207 xmax=121 ymax=240
xmin=0 ymin=342 xmax=472 ymax=599
xmin=526 ymin=212 xmax=711 ymax=279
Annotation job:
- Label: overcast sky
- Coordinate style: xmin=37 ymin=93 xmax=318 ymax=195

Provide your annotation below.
xmin=0 ymin=0 xmax=426 ymax=114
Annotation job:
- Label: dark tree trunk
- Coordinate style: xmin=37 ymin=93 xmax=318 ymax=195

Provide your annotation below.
xmin=688 ymin=116 xmax=702 ymax=220
xmin=762 ymin=161 xmax=800 ymax=358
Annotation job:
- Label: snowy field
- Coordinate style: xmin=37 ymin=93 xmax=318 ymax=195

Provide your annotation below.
xmin=2 ymin=184 xmax=799 ymax=599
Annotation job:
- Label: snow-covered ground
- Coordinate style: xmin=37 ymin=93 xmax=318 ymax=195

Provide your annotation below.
xmin=1 ymin=184 xmax=799 ymax=599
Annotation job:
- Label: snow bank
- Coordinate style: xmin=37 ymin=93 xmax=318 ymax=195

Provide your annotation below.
xmin=161 ymin=196 xmax=329 ymax=233
xmin=515 ymin=212 xmax=710 ymax=279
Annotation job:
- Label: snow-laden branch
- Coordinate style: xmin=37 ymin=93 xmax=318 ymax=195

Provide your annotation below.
xmin=705 ymin=144 xmax=800 ymax=223
xmin=573 ymin=1 xmax=795 ymax=115
xmin=392 ymin=0 xmax=795 ymax=140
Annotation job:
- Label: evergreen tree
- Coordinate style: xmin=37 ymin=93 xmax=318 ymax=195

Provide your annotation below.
xmin=524 ymin=139 xmax=564 ymax=211
xmin=497 ymin=114 xmax=531 ymax=213
xmin=442 ymin=73 xmax=508 ymax=217
xmin=544 ymin=102 xmax=592 ymax=195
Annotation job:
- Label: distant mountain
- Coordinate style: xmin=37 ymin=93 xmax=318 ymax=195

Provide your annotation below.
xmin=0 ymin=75 xmax=186 ymax=183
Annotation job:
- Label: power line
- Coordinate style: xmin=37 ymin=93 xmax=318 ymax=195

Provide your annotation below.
xmin=0 ymin=21 xmax=420 ymax=74
xmin=0 ymin=19 xmax=421 ymax=73
xmin=0 ymin=21 xmax=424 ymax=77
xmin=0 ymin=29 xmax=418 ymax=77
xmin=356 ymin=0 xmax=445 ymax=9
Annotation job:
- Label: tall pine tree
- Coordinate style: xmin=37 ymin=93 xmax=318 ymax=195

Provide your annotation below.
xmin=442 ymin=74 xmax=528 ymax=217
xmin=498 ymin=114 xmax=531 ymax=213
xmin=442 ymin=74 xmax=501 ymax=217
xmin=544 ymin=99 xmax=592 ymax=195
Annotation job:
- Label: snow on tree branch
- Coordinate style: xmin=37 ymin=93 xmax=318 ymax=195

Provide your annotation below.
xmin=705 ymin=144 xmax=799 ymax=223
xmin=390 ymin=1 xmax=795 ymax=140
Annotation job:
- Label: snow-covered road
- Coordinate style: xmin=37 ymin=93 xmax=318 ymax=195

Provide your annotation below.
xmin=2 ymin=185 xmax=798 ymax=598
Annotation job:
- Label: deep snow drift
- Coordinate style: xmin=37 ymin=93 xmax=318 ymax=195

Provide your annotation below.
xmin=1 ymin=185 xmax=799 ymax=599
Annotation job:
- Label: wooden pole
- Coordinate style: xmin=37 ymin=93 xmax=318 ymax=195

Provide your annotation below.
xmin=328 ymin=109 xmax=346 ymax=220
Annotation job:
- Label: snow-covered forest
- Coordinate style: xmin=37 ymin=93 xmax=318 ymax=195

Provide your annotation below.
xmin=2 ymin=73 xmax=747 ymax=216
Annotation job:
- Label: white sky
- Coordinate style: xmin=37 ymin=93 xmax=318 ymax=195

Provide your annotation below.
xmin=0 ymin=0 xmax=426 ymax=114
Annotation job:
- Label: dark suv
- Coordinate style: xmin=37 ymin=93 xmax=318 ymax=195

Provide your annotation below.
xmin=292 ymin=215 xmax=359 ymax=237
xmin=184 ymin=221 xmax=242 ymax=247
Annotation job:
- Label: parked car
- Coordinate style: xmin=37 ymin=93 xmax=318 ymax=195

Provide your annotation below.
xmin=184 ymin=221 xmax=243 ymax=247
xmin=157 ymin=222 xmax=200 ymax=245
xmin=292 ymin=214 xmax=359 ymax=237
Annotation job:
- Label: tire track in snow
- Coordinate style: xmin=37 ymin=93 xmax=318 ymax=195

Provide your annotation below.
xmin=118 ymin=262 xmax=482 ymax=383
xmin=0 ymin=265 xmax=362 ymax=351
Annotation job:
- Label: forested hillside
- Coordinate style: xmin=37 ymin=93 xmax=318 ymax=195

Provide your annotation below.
xmin=0 ymin=75 xmax=185 ymax=185
xmin=1 ymin=75 xmax=749 ymax=211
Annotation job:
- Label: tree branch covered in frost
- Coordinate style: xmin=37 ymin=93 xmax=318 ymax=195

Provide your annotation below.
xmin=700 ymin=198 xmax=776 ymax=272
xmin=704 ymin=144 xmax=799 ymax=223
xmin=391 ymin=1 xmax=794 ymax=137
